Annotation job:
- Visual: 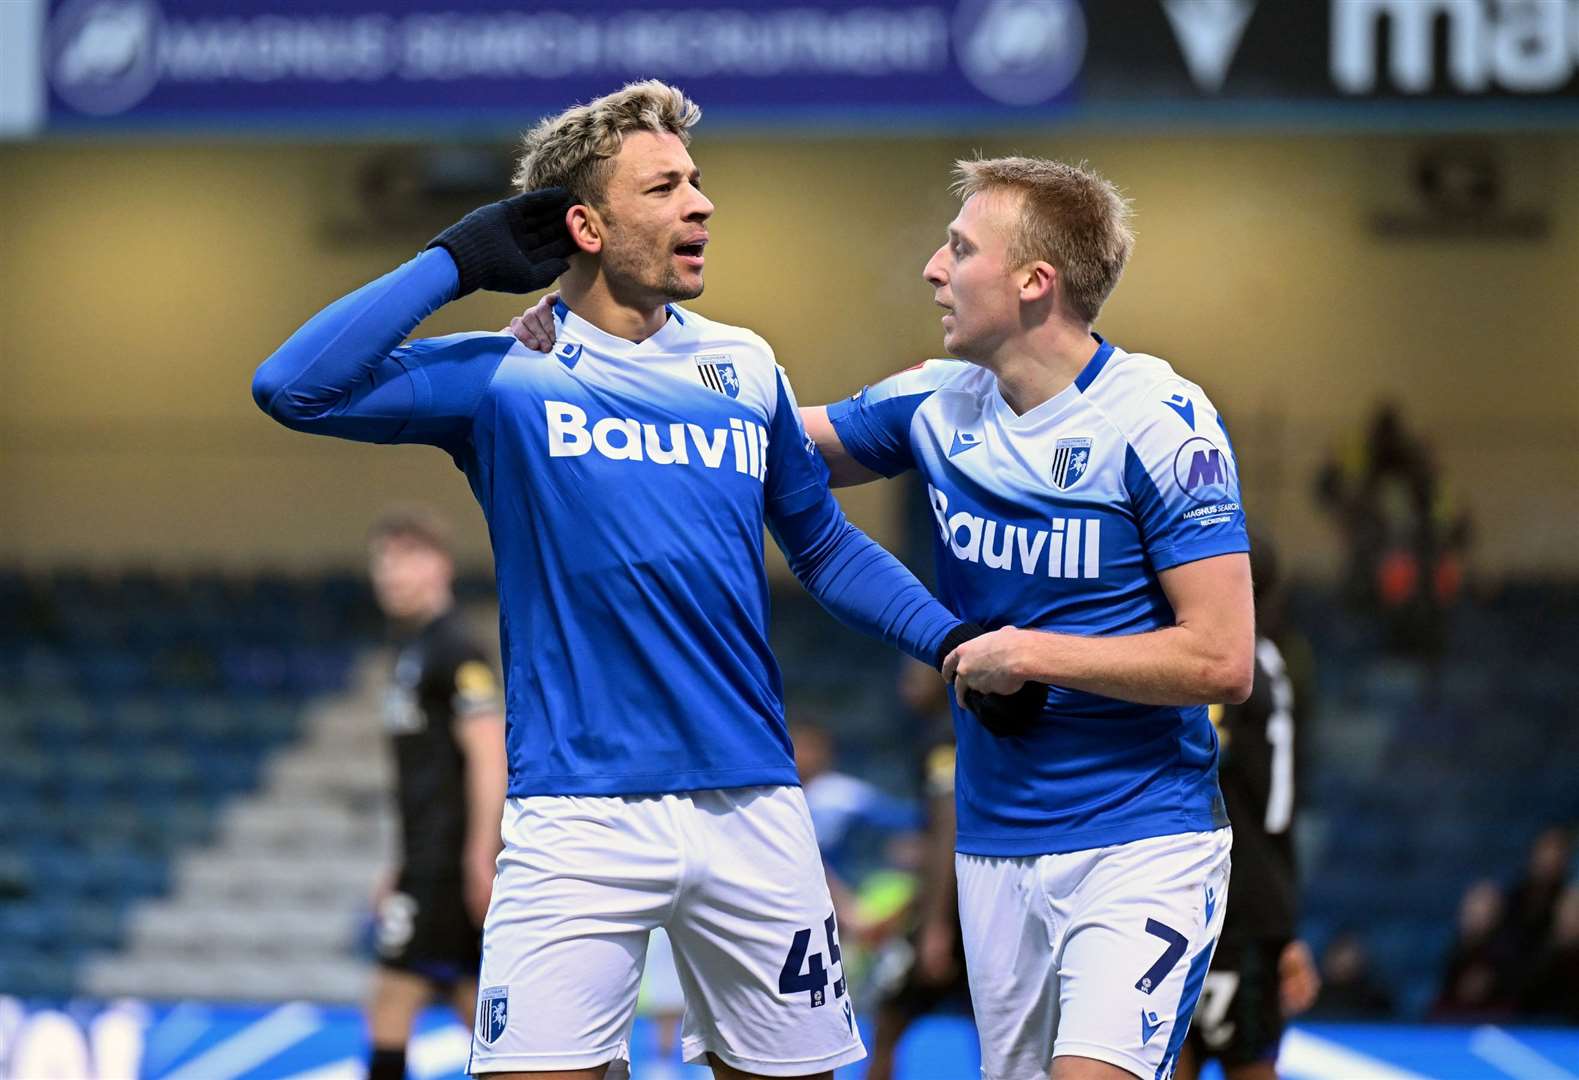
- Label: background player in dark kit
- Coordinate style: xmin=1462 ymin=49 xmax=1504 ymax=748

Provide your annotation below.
xmin=365 ymin=507 xmax=506 ymax=1080
xmin=1178 ymin=534 xmax=1319 ymax=1080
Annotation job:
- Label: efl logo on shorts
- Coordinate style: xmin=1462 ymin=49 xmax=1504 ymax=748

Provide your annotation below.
xmin=478 ymin=985 xmax=509 ymax=1045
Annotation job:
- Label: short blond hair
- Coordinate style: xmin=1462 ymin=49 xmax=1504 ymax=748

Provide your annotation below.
xmin=513 ymin=80 xmax=701 ymax=208
xmin=952 ymin=157 xmax=1134 ymax=324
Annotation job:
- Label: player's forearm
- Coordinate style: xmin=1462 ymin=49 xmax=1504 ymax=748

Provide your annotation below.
xmin=251 ymin=248 xmax=458 ymax=434
xmin=1019 ymin=624 xmax=1252 ymax=706
xmin=465 ymin=772 xmax=505 ymax=856
xmin=772 ymin=500 xmax=959 ymax=666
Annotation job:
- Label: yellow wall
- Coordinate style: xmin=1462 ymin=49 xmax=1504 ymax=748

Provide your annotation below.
xmin=2 ymin=134 xmax=1575 ymax=576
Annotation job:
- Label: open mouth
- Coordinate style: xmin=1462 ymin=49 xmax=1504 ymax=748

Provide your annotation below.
xmin=674 ymin=241 xmax=706 ymax=260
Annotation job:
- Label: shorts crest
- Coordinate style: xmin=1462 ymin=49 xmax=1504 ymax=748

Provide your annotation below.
xmin=478 ymin=985 xmax=509 ymax=1045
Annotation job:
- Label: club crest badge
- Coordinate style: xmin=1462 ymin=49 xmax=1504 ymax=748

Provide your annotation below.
xmin=478 ymin=985 xmax=509 ymax=1045
xmin=1051 ymin=436 xmax=1092 ymax=490
xmin=694 ymin=353 xmax=740 ymax=398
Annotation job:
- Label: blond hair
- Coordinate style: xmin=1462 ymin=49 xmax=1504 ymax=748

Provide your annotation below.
xmin=513 ymin=80 xmax=701 ymax=208
xmin=952 ymin=157 xmax=1134 ymax=324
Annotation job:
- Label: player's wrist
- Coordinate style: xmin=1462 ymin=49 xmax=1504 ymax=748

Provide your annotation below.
xmin=935 ymin=621 xmax=985 ymax=671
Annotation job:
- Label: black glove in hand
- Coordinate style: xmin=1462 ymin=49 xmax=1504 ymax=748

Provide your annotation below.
xmin=962 ymin=681 xmax=1049 ymax=738
xmin=935 ymin=622 xmax=1048 ymax=738
xmin=427 ymin=187 xmax=576 ymax=297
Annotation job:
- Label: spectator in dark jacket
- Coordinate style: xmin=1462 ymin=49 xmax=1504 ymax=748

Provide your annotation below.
xmin=1309 ymin=931 xmax=1395 ymax=1020
xmin=1431 ymin=879 xmax=1515 ymax=1020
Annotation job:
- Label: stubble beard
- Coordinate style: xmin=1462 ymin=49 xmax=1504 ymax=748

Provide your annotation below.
xmin=603 ymin=224 xmax=703 ymax=308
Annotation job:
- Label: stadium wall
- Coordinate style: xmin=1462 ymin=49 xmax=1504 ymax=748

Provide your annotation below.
xmin=2 ymin=133 xmax=1575 ymax=575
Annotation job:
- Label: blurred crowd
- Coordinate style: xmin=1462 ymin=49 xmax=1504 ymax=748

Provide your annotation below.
xmin=1432 ymin=826 xmax=1579 ymax=1024
xmin=1315 ymin=402 xmax=1473 ymax=658
xmin=1309 ymin=827 xmax=1579 ymax=1025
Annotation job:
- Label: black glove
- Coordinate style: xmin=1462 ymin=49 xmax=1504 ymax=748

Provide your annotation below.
xmin=962 ymin=682 xmax=1048 ymax=738
xmin=427 ymin=187 xmax=576 ymax=297
xmin=936 ymin=622 xmax=1048 ymax=738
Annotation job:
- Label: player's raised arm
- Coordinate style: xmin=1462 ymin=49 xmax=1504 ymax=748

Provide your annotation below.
xmin=251 ymin=189 xmax=573 ymax=445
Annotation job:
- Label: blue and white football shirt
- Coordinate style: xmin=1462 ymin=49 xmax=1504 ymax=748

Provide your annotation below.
xmin=253 ymin=250 xmax=960 ymax=799
xmin=828 ymin=338 xmax=1247 ymax=855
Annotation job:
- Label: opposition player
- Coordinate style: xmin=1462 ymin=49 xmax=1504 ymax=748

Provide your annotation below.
xmin=364 ymin=507 xmax=506 ymax=1080
xmin=252 ymin=81 xmax=1023 ymax=1080
xmin=1176 ymin=535 xmax=1320 ymax=1080
xmin=510 ymin=157 xmax=1253 ymax=1080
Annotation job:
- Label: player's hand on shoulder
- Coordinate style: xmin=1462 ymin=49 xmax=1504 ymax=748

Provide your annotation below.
xmin=428 ymin=187 xmax=576 ymax=298
xmin=506 ymin=291 xmax=561 ymax=352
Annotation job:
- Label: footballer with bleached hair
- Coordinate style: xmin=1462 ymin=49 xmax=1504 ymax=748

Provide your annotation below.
xmin=254 ymin=81 xmax=1037 ymax=1080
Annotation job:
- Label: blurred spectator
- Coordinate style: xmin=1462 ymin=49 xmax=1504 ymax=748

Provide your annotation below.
xmin=790 ymin=714 xmax=942 ymax=1008
xmin=1519 ymin=885 xmax=1579 ymax=1024
xmin=1431 ymin=879 xmax=1514 ymax=1020
xmin=1500 ymin=826 xmax=1573 ymax=956
xmin=1314 ymin=402 xmax=1472 ymax=655
xmin=864 ymin=660 xmax=971 ymax=1080
xmin=1309 ymin=931 xmax=1395 ymax=1019
xmin=792 ymin=719 xmax=922 ymax=886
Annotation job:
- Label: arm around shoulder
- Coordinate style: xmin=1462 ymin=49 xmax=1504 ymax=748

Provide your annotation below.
xmin=800 ymin=405 xmax=883 ymax=488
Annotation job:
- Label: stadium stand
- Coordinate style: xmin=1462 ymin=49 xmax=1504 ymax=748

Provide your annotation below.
xmin=3 ymin=568 xmax=1576 ymax=1023
xmin=0 ymin=569 xmax=372 ymax=1000
xmin=1292 ymin=582 xmax=1579 ymax=1017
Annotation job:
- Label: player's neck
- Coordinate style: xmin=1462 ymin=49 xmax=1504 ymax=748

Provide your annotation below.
xmin=557 ymin=263 xmax=668 ymax=343
xmin=987 ymin=318 xmax=1098 ymax=416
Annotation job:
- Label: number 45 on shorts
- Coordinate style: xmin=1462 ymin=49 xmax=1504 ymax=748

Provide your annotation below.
xmin=779 ymin=912 xmax=848 ymax=1008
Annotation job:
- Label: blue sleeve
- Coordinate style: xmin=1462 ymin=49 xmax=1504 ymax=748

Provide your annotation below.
xmin=251 ymin=248 xmax=512 ymax=450
xmin=824 ymin=362 xmax=950 ymax=477
xmin=765 ymin=369 xmax=961 ymax=666
xmin=1122 ymin=383 xmax=1250 ymax=571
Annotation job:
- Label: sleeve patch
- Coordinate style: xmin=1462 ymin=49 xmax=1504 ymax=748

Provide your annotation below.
xmin=1171 ymin=436 xmax=1238 ymax=515
xmin=452 ymin=659 xmax=501 ymax=715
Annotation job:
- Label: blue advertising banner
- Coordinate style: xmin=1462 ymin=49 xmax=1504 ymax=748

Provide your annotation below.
xmin=22 ymin=0 xmax=1579 ymax=136
xmin=4 ymin=997 xmax=1579 ymax=1079
xmin=43 ymin=0 xmax=1084 ymax=131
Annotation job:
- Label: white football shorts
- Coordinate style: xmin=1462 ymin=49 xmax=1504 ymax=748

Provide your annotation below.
xmin=957 ymin=828 xmax=1232 ymax=1080
xmin=468 ymin=785 xmax=865 ymax=1078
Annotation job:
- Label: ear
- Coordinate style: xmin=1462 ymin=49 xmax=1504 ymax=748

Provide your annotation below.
xmin=567 ymin=204 xmax=604 ymax=255
xmin=1018 ymin=261 xmax=1056 ymax=304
